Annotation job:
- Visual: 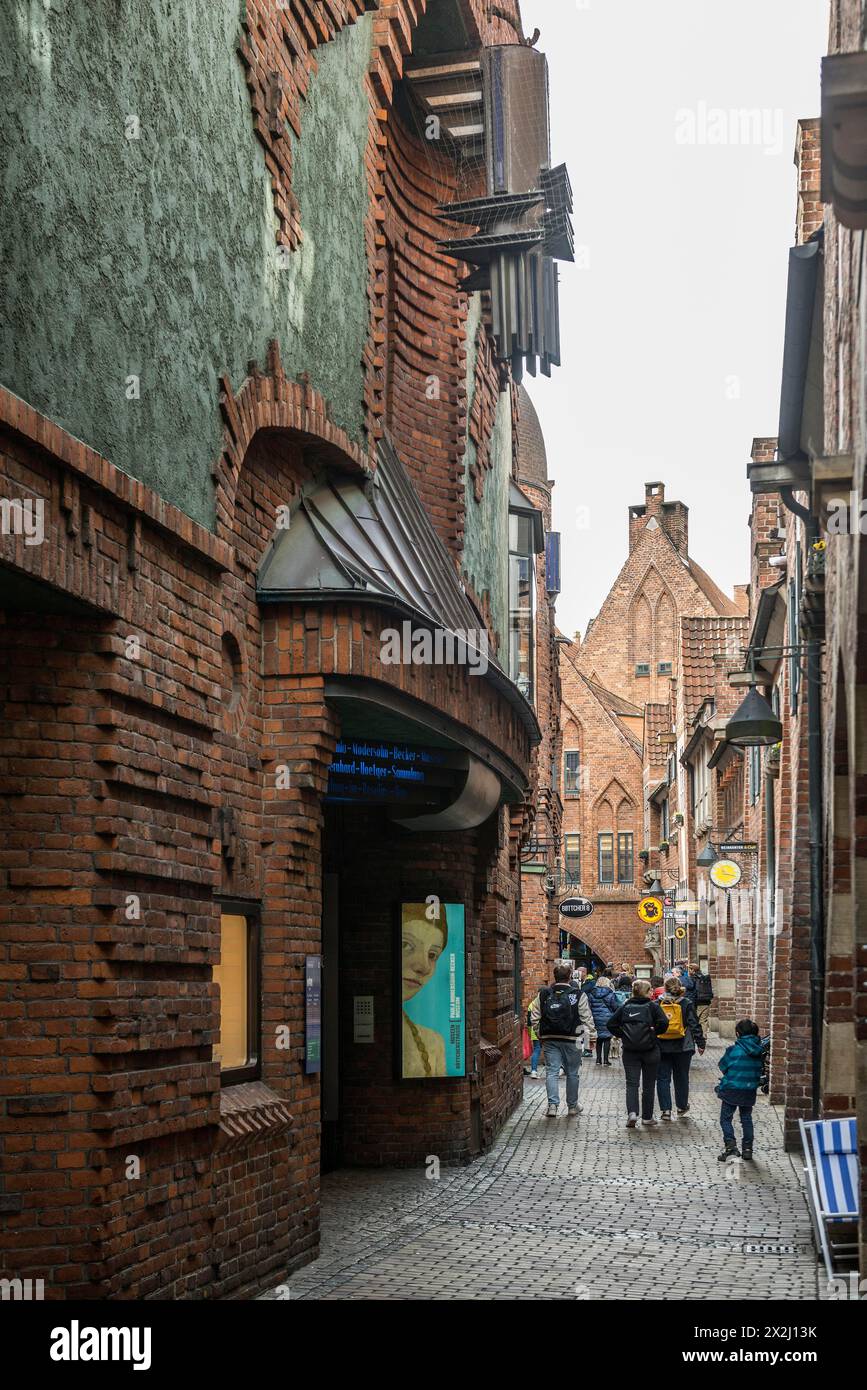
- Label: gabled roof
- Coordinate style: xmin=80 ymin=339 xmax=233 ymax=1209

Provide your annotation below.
xmin=579 ymin=674 xmax=642 ymax=756
xmin=583 ymin=677 xmax=642 ymax=721
xmin=683 ymin=555 xmax=742 ymax=618
xmin=679 ymin=615 xmax=749 ymax=727
xmin=580 ymin=513 xmax=741 ymax=641
xmin=644 ymin=701 xmax=672 ymax=772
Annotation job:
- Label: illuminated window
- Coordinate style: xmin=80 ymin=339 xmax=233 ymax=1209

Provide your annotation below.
xmin=564 ymin=834 xmax=581 ymax=883
xmin=214 ymin=908 xmax=260 ymax=1084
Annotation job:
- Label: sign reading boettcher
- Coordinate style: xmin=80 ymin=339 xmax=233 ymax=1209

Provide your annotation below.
xmin=559 ymin=897 xmax=593 ymax=918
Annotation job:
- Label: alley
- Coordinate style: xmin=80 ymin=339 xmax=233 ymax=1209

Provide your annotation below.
xmin=264 ymin=1040 xmax=819 ymax=1302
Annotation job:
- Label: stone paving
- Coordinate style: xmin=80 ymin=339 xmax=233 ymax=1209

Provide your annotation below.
xmin=262 ymin=1038 xmax=822 ymax=1300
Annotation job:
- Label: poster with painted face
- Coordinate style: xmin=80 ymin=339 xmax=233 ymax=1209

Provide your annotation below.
xmin=400 ymin=902 xmax=465 ymax=1079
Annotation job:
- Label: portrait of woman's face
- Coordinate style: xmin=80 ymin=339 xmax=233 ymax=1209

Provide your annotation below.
xmin=401 ymin=915 xmax=445 ymax=1002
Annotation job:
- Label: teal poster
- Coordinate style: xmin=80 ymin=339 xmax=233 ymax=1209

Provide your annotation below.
xmin=400 ymin=902 xmax=466 ymax=1079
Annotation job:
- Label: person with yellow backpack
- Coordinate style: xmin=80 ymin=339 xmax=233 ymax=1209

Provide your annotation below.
xmin=655 ymin=976 xmax=705 ymax=1119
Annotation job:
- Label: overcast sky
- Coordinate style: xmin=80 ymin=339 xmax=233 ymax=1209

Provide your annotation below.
xmin=517 ymin=0 xmax=830 ymax=637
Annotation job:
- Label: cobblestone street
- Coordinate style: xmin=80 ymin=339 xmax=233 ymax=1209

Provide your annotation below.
xmin=263 ymin=1040 xmax=821 ymax=1301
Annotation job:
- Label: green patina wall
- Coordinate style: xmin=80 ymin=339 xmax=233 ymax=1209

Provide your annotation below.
xmin=0 ymin=1 xmax=371 ymax=528
xmin=461 ymin=293 xmax=509 ymax=649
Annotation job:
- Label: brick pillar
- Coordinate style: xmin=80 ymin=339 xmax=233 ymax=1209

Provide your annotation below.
xmin=795 ymin=118 xmax=822 ymax=246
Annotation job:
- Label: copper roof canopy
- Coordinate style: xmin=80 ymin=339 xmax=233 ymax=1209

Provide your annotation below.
xmin=257 ymin=437 xmax=541 ymax=745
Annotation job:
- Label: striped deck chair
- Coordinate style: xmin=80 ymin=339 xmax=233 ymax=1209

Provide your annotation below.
xmin=798 ymin=1116 xmax=860 ymax=1280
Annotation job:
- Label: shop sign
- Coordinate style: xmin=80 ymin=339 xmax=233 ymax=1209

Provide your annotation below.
xmin=326 ymin=741 xmax=458 ymax=807
xmin=305 ymin=955 xmax=322 ymax=1074
xmin=637 ymin=896 xmax=663 ymax=924
xmin=558 ymin=897 xmax=594 ymax=919
xmin=709 ymin=858 xmax=742 ymax=889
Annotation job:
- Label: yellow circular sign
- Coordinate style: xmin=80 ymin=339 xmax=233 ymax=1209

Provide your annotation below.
xmin=709 ymin=858 xmax=742 ymax=889
xmin=674 ymin=926 xmax=687 ymax=940
xmin=637 ymin=895 xmax=663 ymax=924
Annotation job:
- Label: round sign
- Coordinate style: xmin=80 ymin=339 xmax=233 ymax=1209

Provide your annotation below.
xmin=558 ymin=896 xmax=593 ymax=919
xmin=674 ymin=926 xmax=687 ymax=940
xmin=709 ymin=858 xmax=742 ymax=890
xmin=637 ymin=895 xmax=663 ymax=924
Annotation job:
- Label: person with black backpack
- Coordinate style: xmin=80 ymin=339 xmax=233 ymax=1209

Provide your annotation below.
xmin=685 ymin=961 xmax=714 ymax=1034
xmin=529 ymin=963 xmax=594 ymax=1118
xmin=606 ymin=978 xmax=669 ymax=1128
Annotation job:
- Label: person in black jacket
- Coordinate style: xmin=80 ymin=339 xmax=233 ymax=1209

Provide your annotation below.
xmin=655 ymin=977 xmax=705 ymax=1118
xmin=684 ymin=961 xmax=714 ymax=1034
xmin=606 ymin=979 xmax=669 ymax=1128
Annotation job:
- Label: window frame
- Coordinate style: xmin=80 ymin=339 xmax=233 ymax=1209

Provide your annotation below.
xmin=617 ymin=831 xmax=634 ymax=884
xmin=215 ymin=900 xmax=262 ymax=1087
xmin=508 ymin=513 xmax=536 ymax=703
xmin=692 ymin=752 xmax=710 ymax=831
xmin=597 ymin=832 xmax=614 ymax=884
xmin=564 ymin=833 xmax=581 ymax=884
xmin=564 ymin=749 xmax=581 ymax=798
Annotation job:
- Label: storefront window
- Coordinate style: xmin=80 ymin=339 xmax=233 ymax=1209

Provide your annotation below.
xmin=509 ymin=512 xmax=535 ymax=701
xmin=214 ymin=908 xmax=260 ymax=1084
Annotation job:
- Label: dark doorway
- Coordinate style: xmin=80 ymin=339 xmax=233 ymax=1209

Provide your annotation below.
xmin=558 ymin=930 xmax=605 ymax=975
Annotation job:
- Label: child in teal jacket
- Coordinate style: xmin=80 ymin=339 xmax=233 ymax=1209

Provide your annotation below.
xmin=716 ymin=1019 xmax=769 ymax=1162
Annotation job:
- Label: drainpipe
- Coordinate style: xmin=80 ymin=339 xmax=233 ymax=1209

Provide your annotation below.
xmin=780 ymin=486 xmax=825 ymax=1119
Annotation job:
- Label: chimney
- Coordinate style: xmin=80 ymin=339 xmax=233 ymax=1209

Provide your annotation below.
xmin=795 ymin=118 xmax=822 ymax=246
xmin=628 ymin=481 xmax=689 ymax=557
xmin=749 ymin=438 xmax=783 ymax=597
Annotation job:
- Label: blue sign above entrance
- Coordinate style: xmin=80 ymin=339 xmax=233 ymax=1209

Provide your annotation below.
xmin=325 ymin=741 xmax=459 ymax=806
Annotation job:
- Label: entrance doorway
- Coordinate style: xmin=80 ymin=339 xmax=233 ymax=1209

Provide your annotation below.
xmin=558 ymin=930 xmax=605 ymax=975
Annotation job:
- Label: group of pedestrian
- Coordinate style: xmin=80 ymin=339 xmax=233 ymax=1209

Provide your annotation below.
xmin=525 ymin=958 xmax=769 ymax=1160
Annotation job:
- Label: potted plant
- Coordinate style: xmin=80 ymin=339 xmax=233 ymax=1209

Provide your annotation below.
xmin=658 ymin=839 xmax=670 ymax=853
xmin=672 ymin=811 xmax=684 ymax=827
xmin=767 ymin=740 xmax=782 ymax=778
xmin=639 ymin=847 xmax=650 ymax=863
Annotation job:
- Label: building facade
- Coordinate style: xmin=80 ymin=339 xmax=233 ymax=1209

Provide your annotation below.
xmin=557 ymin=483 xmax=746 ymax=976
xmin=0 ymin=0 xmax=569 ymax=1298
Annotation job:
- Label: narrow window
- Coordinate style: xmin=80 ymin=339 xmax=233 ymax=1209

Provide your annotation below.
xmin=509 ymin=512 xmax=536 ymax=702
xmin=598 ymin=832 xmax=614 ymax=884
xmin=564 ymin=833 xmax=581 ymax=883
xmin=617 ymin=831 xmax=634 ymax=883
xmin=214 ymin=908 xmax=260 ymax=1084
xmin=564 ymin=749 xmax=581 ymax=797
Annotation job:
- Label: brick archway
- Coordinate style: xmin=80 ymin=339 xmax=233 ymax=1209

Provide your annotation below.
xmin=213 ymin=339 xmax=368 ymax=543
xmin=557 ymin=909 xmax=649 ymax=975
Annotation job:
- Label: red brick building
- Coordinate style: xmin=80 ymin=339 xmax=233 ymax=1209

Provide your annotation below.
xmin=0 ymin=0 xmax=571 ymax=1298
xmin=726 ymin=2 xmax=866 ymax=1277
xmin=557 ymin=483 xmax=746 ymax=976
